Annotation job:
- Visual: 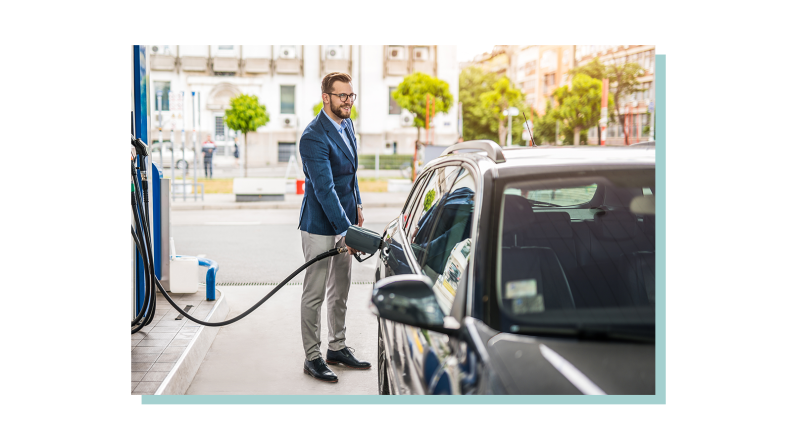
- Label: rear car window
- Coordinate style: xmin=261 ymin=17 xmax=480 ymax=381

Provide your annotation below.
xmin=496 ymin=169 xmax=655 ymax=338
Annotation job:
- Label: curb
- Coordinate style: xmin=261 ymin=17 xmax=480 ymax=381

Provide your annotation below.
xmin=155 ymin=289 xmax=230 ymax=396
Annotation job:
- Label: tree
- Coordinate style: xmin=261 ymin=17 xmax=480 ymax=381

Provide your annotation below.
xmin=312 ymin=102 xmax=357 ymax=121
xmin=391 ymin=72 xmax=453 ymax=147
xmin=553 ymin=74 xmax=607 ymax=145
xmin=569 ymin=57 xmax=645 ymax=144
xmin=533 ymin=99 xmax=559 ymax=146
xmin=459 ymin=66 xmax=535 ymax=145
xmin=224 ymin=94 xmax=269 ymax=177
xmin=481 ymin=77 xmax=527 ymax=146
xmin=459 ymin=66 xmax=500 ymax=142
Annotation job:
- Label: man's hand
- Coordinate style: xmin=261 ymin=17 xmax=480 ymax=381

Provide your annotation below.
xmin=357 ymin=207 xmax=364 ymax=227
xmin=341 ymin=236 xmax=359 ymax=257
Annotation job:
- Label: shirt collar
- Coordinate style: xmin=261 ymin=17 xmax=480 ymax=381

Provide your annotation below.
xmin=321 ymin=108 xmax=347 ymax=132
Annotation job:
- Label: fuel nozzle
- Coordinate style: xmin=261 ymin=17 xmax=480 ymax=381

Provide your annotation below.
xmin=132 ymin=135 xmax=149 ymax=158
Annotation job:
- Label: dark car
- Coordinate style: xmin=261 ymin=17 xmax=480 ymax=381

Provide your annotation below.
xmin=370 ymin=140 xmax=657 ymax=395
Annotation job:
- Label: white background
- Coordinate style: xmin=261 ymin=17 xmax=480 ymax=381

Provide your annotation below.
xmin=2 ymin=0 xmax=789 ymax=444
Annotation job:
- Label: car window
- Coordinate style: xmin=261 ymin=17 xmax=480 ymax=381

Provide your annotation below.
xmin=496 ymin=170 xmax=655 ymax=337
xmin=505 ymin=184 xmax=597 ymax=207
xmin=413 ymin=166 xmax=475 ymax=315
xmin=402 ymin=171 xmax=435 ymax=232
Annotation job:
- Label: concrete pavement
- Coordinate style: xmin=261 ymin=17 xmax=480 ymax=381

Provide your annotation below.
xmin=147 ymin=192 xmax=407 ymax=395
xmin=185 ymin=285 xmax=377 ymax=395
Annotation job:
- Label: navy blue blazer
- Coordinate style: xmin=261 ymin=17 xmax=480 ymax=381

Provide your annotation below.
xmin=297 ymin=111 xmax=362 ymax=236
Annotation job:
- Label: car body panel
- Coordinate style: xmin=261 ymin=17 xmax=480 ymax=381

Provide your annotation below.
xmin=374 ymin=144 xmax=656 ymax=395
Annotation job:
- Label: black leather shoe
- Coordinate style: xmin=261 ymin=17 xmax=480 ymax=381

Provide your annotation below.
xmin=326 ymin=347 xmax=371 ymax=369
xmin=303 ymin=357 xmax=338 ymax=383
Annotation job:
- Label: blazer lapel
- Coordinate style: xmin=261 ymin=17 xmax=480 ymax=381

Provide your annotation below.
xmin=319 ymin=112 xmax=355 ymax=165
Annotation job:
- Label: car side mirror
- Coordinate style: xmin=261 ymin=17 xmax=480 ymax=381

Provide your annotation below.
xmin=370 ymin=274 xmax=460 ymax=337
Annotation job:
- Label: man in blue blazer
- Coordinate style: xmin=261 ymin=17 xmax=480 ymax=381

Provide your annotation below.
xmin=298 ymin=72 xmax=370 ymax=383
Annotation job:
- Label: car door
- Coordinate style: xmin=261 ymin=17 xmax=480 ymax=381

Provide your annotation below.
xmin=388 ymin=164 xmax=480 ymax=394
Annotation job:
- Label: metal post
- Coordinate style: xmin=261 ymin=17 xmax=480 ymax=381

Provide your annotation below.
xmin=555 ymin=120 xmax=560 ymax=145
xmin=425 ymin=94 xmax=430 ymax=145
xmin=170 ymin=117 xmax=175 ymax=183
xmin=507 ymin=110 xmax=513 ymax=146
xmin=196 ymin=92 xmax=201 ymax=200
xmin=192 ymin=91 xmax=197 ymax=201
xmin=181 ymin=92 xmax=186 ymax=200
xmin=157 ymin=91 xmax=163 ymax=167
xmin=431 ymin=96 xmax=435 ymax=145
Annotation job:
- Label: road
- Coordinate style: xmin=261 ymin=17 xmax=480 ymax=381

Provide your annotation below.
xmin=172 ymin=207 xmax=400 ymax=284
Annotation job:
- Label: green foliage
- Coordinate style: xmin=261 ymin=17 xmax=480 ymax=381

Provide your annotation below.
xmin=568 ymin=57 xmax=646 ymax=142
xmin=312 ymin=102 xmax=358 ymax=121
xmin=553 ymin=74 xmax=602 ymax=131
xmin=224 ymin=94 xmax=269 ymax=135
xmin=423 ymin=189 xmax=436 ymax=212
xmin=392 ymin=72 xmax=453 ymax=130
xmin=459 ymin=66 xmax=534 ymax=145
xmin=533 ymin=100 xmax=559 ymax=145
xmin=459 ymin=66 xmax=500 ymax=141
xmin=358 ymin=154 xmax=413 ymax=169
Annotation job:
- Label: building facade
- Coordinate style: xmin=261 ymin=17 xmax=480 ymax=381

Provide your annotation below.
xmin=147 ymin=45 xmax=459 ymax=167
xmin=466 ymin=45 xmax=655 ymax=145
xmin=575 ymin=45 xmax=656 ymax=145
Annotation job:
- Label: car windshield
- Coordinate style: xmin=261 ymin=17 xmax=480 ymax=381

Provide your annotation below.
xmin=497 ymin=169 xmax=655 ymax=341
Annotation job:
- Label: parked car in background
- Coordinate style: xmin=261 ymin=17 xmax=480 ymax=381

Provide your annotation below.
xmin=371 ymin=140 xmax=657 ymax=395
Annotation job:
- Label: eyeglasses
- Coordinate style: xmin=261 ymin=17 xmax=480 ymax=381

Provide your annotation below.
xmin=327 ymin=92 xmax=357 ymax=103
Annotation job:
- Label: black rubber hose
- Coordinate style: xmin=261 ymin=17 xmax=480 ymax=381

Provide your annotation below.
xmin=131 ymin=227 xmax=153 ymax=334
xmin=131 ymin=168 xmax=155 ymax=328
xmin=131 ymin=202 xmax=152 ymax=327
xmin=133 ymin=224 xmax=345 ymax=327
xmin=131 ymin=158 xmax=157 ymax=330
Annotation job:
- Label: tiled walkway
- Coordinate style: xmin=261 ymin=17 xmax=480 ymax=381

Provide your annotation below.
xmin=131 ymin=288 xmax=219 ymax=395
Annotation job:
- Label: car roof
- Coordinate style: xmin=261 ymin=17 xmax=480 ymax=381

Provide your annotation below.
xmin=432 ymin=145 xmax=654 ymax=178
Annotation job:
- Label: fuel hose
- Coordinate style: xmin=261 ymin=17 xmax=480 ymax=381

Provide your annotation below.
xmin=129 ymin=140 xmax=374 ymax=333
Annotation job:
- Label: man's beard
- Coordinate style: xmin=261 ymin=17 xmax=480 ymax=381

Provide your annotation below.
xmin=331 ymin=102 xmax=351 ymax=119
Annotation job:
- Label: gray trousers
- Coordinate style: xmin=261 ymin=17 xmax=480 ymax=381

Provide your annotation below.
xmin=300 ymin=231 xmax=352 ymax=361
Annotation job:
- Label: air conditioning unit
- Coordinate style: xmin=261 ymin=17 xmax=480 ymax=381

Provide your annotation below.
xmin=400 ymin=110 xmax=414 ymax=127
xmin=388 ymin=46 xmax=406 ymax=60
xmin=325 ymin=45 xmax=344 ymax=59
xmin=413 ymin=47 xmax=429 ymax=61
xmin=280 ymin=115 xmax=297 ymax=127
xmin=279 ymin=45 xmax=297 ymax=59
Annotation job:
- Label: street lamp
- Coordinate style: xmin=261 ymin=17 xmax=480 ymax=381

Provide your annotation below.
xmin=502 ymin=106 xmax=519 ymax=146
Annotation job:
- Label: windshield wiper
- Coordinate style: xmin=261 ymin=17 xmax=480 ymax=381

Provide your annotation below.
xmin=526 ymin=199 xmax=562 ymax=207
xmin=512 ymin=324 xmax=654 ymax=343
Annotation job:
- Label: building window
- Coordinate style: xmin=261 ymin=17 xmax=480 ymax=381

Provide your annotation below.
xmin=215 ymin=116 xmax=226 ymax=141
xmin=153 ymin=81 xmax=170 ymax=111
xmin=281 ymin=85 xmax=295 ymax=114
xmin=389 ymin=87 xmax=402 ymax=115
xmin=543 ymin=73 xmax=555 ymax=95
xmin=278 ymin=142 xmax=296 ymax=162
xmin=524 ymin=75 xmax=536 ymax=91
xmin=218 ymin=45 xmax=234 ymax=50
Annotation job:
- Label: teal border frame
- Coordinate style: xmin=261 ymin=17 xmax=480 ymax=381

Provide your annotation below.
xmin=143 ymin=54 xmax=667 ymax=405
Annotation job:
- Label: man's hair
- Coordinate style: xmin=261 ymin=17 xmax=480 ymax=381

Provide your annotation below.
xmin=321 ymin=72 xmax=352 ymax=94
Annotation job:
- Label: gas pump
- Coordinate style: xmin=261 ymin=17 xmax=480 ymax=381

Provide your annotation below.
xmin=130 ymin=45 xmax=381 ymax=335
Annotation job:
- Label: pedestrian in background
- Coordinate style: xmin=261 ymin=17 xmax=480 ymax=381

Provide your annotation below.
xmin=233 ymin=137 xmax=240 ymax=168
xmin=202 ymin=135 xmax=216 ymax=178
xmin=297 ymin=72 xmax=369 ymax=383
